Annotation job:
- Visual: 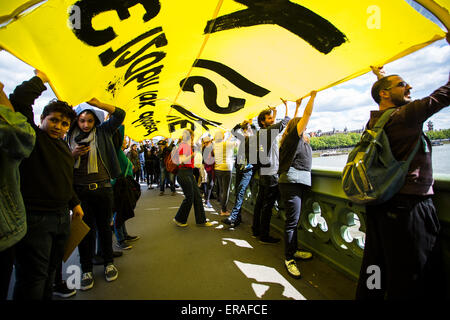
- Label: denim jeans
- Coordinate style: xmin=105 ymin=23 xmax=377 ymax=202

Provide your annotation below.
xmin=203 ymin=170 xmax=214 ymax=203
xmin=75 ymin=186 xmax=114 ymax=272
xmin=174 ymin=168 xmax=207 ymax=224
xmin=113 ymin=212 xmax=129 ymax=243
xmin=229 ymin=168 xmax=254 ymax=222
xmin=215 ymin=170 xmax=232 ymax=212
xmin=252 ymin=182 xmax=279 ymax=238
xmin=278 ymin=183 xmax=305 ymax=260
xmin=13 ymin=209 xmax=70 ymax=300
xmin=160 ymin=164 xmax=175 ymax=192
xmin=0 ymin=245 xmax=14 ymax=300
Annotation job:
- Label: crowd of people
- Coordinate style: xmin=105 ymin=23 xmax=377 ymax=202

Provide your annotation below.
xmin=0 ymin=32 xmax=449 ymax=300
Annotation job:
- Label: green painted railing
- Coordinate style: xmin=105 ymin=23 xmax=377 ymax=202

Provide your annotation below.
xmin=229 ymin=169 xmax=450 ymax=292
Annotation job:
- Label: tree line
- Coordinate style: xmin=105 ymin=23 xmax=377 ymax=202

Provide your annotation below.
xmin=309 ymin=129 xmax=450 ymax=151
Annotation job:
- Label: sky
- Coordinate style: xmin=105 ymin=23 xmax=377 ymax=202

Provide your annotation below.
xmin=1 ymin=8 xmax=449 ymax=134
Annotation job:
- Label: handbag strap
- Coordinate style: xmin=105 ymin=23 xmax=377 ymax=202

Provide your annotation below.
xmin=124 ymin=158 xmax=132 ymax=177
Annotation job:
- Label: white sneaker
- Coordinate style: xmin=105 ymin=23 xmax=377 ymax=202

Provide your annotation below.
xmin=105 ymin=263 xmax=118 ymax=282
xmin=294 ymin=250 xmax=313 ymax=260
xmin=285 ymin=259 xmax=301 ymax=279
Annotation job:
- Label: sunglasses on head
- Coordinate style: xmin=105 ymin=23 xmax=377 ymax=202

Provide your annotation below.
xmin=385 ymin=81 xmax=408 ymax=90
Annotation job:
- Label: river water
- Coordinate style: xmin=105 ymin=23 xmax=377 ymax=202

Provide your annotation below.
xmin=312 ymin=143 xmax=450 ymax=175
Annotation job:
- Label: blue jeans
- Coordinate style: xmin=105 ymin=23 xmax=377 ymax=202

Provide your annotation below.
xmin=160 ymin=164 xmax=175 ymax=192
xmin=13 ymin=209 xmax=70 ymax=300
xmin=174 ymin=168 xmax=207 ymax=224
xmin=113 ymin=213 xmax=129 ymax=243
xmin=229 ymin=168 xmax=254 ymax=222
xmin=278 ymin=183 xmax=305 ymax=260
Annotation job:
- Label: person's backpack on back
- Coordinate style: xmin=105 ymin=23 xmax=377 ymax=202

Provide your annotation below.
xmin=342 ymin=108 xmax=421 ymax=205
xmin=164 ymin=145 xmax=179 ymax=174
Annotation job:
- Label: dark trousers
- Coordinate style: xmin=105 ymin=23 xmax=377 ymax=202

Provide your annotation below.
xmin=356 ymin=194 xmax=445 ymax=300
xmin=229 ymin=168 xmax=254 ymax=222
xmin=174 ymin=168 xmax=207 ymax=224
xmin=0 ymin=246 xmax=14 ymax=300
xmin=76 ymin=186 xmax=114 ymax=272
xmin=215 ymin=170 xmax=232 ymax=212
xmin=279 ymin=183 xmax=306 ymax=260
xmin=252 ymin=182 xmax=279 ymax=237
xmin=133 ymin=169 xmax=141 ymax=184
xmin=145 ymin=163 xmax=159 ymax=186
xmin=13 ymin=210 xmax=70 ymax=300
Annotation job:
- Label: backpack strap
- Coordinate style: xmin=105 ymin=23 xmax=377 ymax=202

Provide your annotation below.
xmin=124 ymin=158 xmax=132 ymax=177
xmin=373 ymin=108 xmax=397 ymax=129
xmin=406 ymin=133 xmax=423 ymax=163
xmin=374 ymin=108 xmax=422 ymax=163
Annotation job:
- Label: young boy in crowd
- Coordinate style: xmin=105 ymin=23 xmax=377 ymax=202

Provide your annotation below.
xmin=10 ymin=70 xmax=84 ymax=300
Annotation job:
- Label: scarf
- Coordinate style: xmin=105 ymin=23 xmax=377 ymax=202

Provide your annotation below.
xmin=70 ymin=127 xmax=98 ymax=174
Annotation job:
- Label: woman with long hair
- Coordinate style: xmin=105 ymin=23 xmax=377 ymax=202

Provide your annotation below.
xmin=173 ymin=129 xmax=213 ymax=227
xmin=278 ymin=91 xmax=317 ymax=279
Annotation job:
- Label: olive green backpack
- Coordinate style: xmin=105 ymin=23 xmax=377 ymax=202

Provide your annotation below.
xmin=342 ymin=108 xmax=421 ymax=205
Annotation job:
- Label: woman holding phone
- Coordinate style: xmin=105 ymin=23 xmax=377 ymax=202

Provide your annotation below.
xmin=67 ymin=98 xmax=125 ymax=290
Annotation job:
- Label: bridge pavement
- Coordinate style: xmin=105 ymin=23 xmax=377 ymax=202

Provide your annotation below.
xmin=8 ymin=183 xmax=357 ymax=300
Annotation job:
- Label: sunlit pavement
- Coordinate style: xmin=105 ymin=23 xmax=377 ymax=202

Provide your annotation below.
xmin=10 ymin=183 xmax=357 ymax=300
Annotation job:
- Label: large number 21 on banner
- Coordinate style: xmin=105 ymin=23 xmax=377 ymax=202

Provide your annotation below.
xmin=0 ymin=0 xmax=447 ymax=140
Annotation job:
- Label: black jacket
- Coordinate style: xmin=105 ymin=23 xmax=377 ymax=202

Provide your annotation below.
xmin=10 ymin=76 xmax=80 ymax=212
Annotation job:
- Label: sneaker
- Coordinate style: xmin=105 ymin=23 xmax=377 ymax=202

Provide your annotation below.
xmin=259 ymin=235 xmax=281 ymax=244
xmin=173 ymin=218 xmax=188 ymax=227
xmin=251 ymin=231 xmax=259 ymax=239
xmin=294 ymin=250 xmax=313 ymax=260
xmin=116 ymin=241 xmax=132 ymax=250
xmin=147 ymin=185 xmax=154 ymax=190
xmin=220 ymin=211 xmax=230 ymax=216
xmin=53 ymin=280 xmax=76 ymax=298
xmin=171 ymin=191 xmax=176 ymax=196
xmin=285 ymin=259 xmax=301 ymax=279
xmin=222 ymin=217 xmax=241 ymax=228
xmin=125 ymin=235 xmax=140 ymax=242
xmin=80 ymin=272 xmax=94 ymax=291
xmin=205 ymin=202 xmax=212 ymax=208
xmin=159 ymin=191 xmax=164 ymax=196
xmin=105 ymin=263 xmax=118 ymax=282
xmin=197 ymin=221 xmax=213 ymax=227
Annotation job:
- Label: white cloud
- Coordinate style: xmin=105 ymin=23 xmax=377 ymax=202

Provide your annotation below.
xmin=0 ymin=51 xmax=57 ymax=125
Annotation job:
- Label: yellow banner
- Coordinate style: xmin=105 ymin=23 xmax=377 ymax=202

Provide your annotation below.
xmin=0 ymin=0 xmax=446 ymax=140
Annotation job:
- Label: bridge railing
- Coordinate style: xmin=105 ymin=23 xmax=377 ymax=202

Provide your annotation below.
xmin=229 ymin=169 xmax=450 ymax=290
